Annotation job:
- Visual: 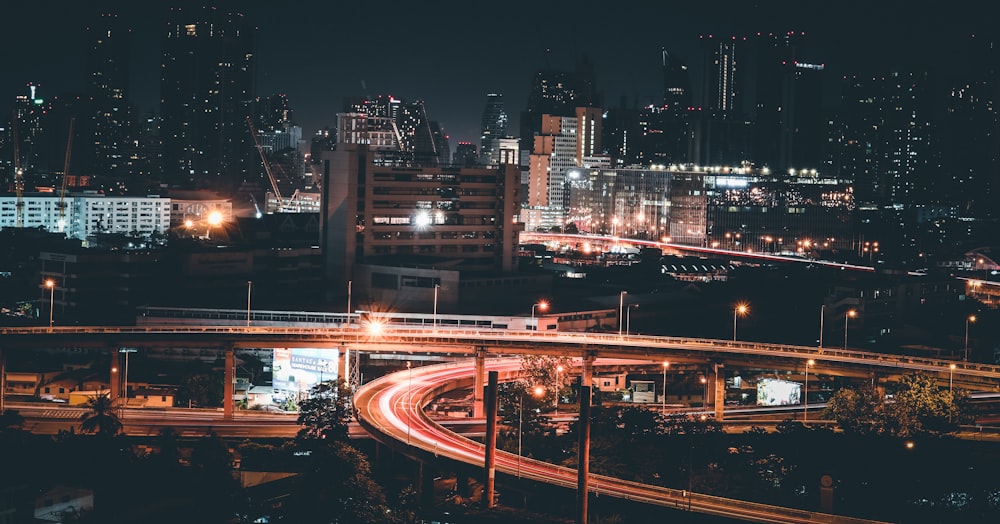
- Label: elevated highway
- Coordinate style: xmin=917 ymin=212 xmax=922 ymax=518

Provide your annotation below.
xmin=355 ymin=357 xmax=891 ymax=524
xmin=3 ymin=325 xmax=999 ymax=418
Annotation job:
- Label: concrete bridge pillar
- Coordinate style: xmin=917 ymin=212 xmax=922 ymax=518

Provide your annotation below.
xmin=223 ymin=347 xmax=235 ymax=420
xmin=473 ymin=346 xmax=487 ymax=418
xmin=581 ymin=352 xmax=596 ymax=387
xmin=0 ymin=348 xmax=6 ymax=413
xmin=109 ymin=347 xmax=121 ymax=404
xmin=713 ymin=363 xmax=725 ymax=421
xmin=338 ymin=346 xmax=348 ymax=385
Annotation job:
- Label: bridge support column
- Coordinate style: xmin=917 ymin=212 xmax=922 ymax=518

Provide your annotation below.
xmin=483 ymin=370 xmax=499 ymax=508
xmin=713 ymin=363 xmax=725 ymax=421
xmin=224 ymin=347 xmax=235 ymax=420
xmin=338 ymin=346 xmax=348 ymax=385
xmin=581 ymin=352 xmax=596 ymax=387
xmin=0 ymin=348 xmax=6 ymax=413
xmin=473 ymin=346 xmax=487 ymax=418
xmin=109 ymin=348 xmax=121 ymax=405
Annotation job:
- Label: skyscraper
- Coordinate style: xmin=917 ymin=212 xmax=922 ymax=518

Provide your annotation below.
xmin=87 ymin=12 xmax=133 ymax=179
xmin=700 ymin=35 xmax=741 ymax=118
xmin=160 ymin=6 xmax=256 ymax=191
xmin=751 ymin=31 xmax=827 ymax=172
xmin=662 ymin=48 xmax=692 ymax=115
xmin=479 ymin=93 xmax=508 ymax=165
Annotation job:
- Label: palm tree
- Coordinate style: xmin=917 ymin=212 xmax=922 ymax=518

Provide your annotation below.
xmin=79 ymin=392 xmax=123 ymax=436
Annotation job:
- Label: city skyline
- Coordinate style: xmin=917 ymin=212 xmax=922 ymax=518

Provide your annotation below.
xmin=2 ymin=0 xmax=994 ymax=148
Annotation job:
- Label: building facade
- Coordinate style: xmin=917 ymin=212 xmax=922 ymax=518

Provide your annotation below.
xmin=321 ymin=144 xmax=523 ymax=300
xmin=0 ymin=192 xmax=170 ymax=240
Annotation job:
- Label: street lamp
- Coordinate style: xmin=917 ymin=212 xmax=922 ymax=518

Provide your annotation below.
xmin=347 ymin=279 xmax=352 ymax=326
xmin=965 ymin=315 xmax=977 ymax=361
xmin=661 ymin=361 xmax=670 ymax=412
xmin=949 ymin=363 xmax=956 ymax=394
xmin=733 ymin=303 xmax=749 ymax=341
xmin=626 ymin=304 xmax=638 ymax=335
xmin=246 ymin=280 xmax=252 ymax=327
xmin=518 ymin=385 xmax=545 ymax=478
xmin=120 ymin=348 xmax=137 ymax=409
xmin=803 ymin=359 xmax=815 ymax=422
xmin=819 ymin=304 xmax=825 ymax=348
xmin=45 ymin=279 xmax=55 ymax=328
xmin=433 ymin=283 xmax=440 ymax=329
xmin=531 ymin=300 xmax=549 ymax=331
xmin=700 ymin=375 xmax=709 ymax=407
xmin=618 ymin=291 xmax=628 ymax=336
xmin=407 ymin=361 xmax=413 ymax=445
xmin=844 ymin=309 xmax=857 ymax=349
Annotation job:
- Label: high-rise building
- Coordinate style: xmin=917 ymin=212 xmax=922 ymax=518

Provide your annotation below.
xmin=160 ymin=6 xmax=256 ymax=191
xmin=479 ymin=93 xmax=508 ymax=165
xmin=87 ymin=12 xmax=133 ymax=179
xmin=343 ymin=95 xmax=441 ymax=166
xmin=525 ymin=114 xmax=579 ymax=231
xmin=662 ymin=48 xmax=693 ymax=115
xmin=839 ymin=71 xmax=936 ymax=208
xmin=320 ymin=144 xmax=523 ymax=302
xmin=519 ymin=57 xmax=600 ymax=153
xmin=699 ymin=35 xmax=742 ymax=118
xmin=751 ymin=31 xmax=827 ymax=172
xmin=941 ymin=37 xmax=1000 ymax=218
xmin=454 ymin=141 xmax=478 ymax=167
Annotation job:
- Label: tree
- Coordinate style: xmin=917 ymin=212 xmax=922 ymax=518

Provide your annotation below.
xmin=519 ymin=355 xmax=573 ymax=410
xmin=79 ymin=392 xmax=122 ymax=437
xmin=297 ymin=379 xmax=354 ymax=442
xmin=176 ymin=373 xmax=223 ymax=408
xmin=885 ymin=372 xmax=967 ymax=436
xmin=822 ymin=373 xmax=970 ymax=437
xmin=287 ymin=440 xmax=400 ymax=523
xmin=821 ymin=384 xmax=884 ymax=435
xmin=0 ymin=409 xmax=25 ymax=432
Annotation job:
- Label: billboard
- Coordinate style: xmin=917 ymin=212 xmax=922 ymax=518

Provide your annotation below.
xmin=756 ymin=378 xmax=802 ymax=406
xmin=272 ymin=347 xmax=340 ymax=397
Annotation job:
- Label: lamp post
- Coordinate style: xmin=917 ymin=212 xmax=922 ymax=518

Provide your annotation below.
xmin=618 ymin=291 xmax=627 ymax=336
xmin=844 ymin=309 xmax=857 ymax=349
xmin=406 ymin=361 xmax=413 ymax=445
xmin=661 ymin=361 xmax=670 ymax=412
xmin=626 ymin=304 xmax=638 ymax=335
xmin=531 ymin=300 xmax=549 ymax=331
xmin=433 ymin=283 xmax=440 ymax=329
xmin=949 ymin=363 xmax=956 ymax=394
xmin=246 ymin=280 xmax=252 ymax=327
xmin=45 ymin=279 xmax=55 ymax=328
xmin=733 ymin=303 xmax=748 ymax=341
xmin=346 ymin=279 xmax=352 ymax=326
xmin=803 ymin=359 xmax=814 ymax=422
xmin=965 ymin=315 xmax=977 ymax=361
xmin=118 ymin=347 xmax=138 ymax=411
xmin=700 ymin=375 xmax=709 ymax=407
xmin=819 ymin=304 xmax=825 ymax=348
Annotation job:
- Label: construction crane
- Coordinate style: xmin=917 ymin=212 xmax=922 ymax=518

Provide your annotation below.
xmin=57 ymin=118 xmax=74 ymax=232
xmin=11 ymin=111 xmax=24 ymax=228
xmin=246 ymin=116 xmax=286 ymax=213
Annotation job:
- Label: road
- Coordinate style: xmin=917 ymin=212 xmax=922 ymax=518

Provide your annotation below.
xmin=354 ymin=357 xmax=890 ymax=524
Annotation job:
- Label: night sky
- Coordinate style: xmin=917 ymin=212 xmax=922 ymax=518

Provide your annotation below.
xmin=2 ymin=1 xmax=994 ymax=147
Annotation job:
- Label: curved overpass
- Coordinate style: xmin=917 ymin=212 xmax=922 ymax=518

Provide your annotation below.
xmin=354 ymin=357 xmax=889 ymax=524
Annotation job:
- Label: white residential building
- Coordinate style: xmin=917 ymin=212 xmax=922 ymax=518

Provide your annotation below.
xmin=0 ymin=192 xmax=171 ymax=240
